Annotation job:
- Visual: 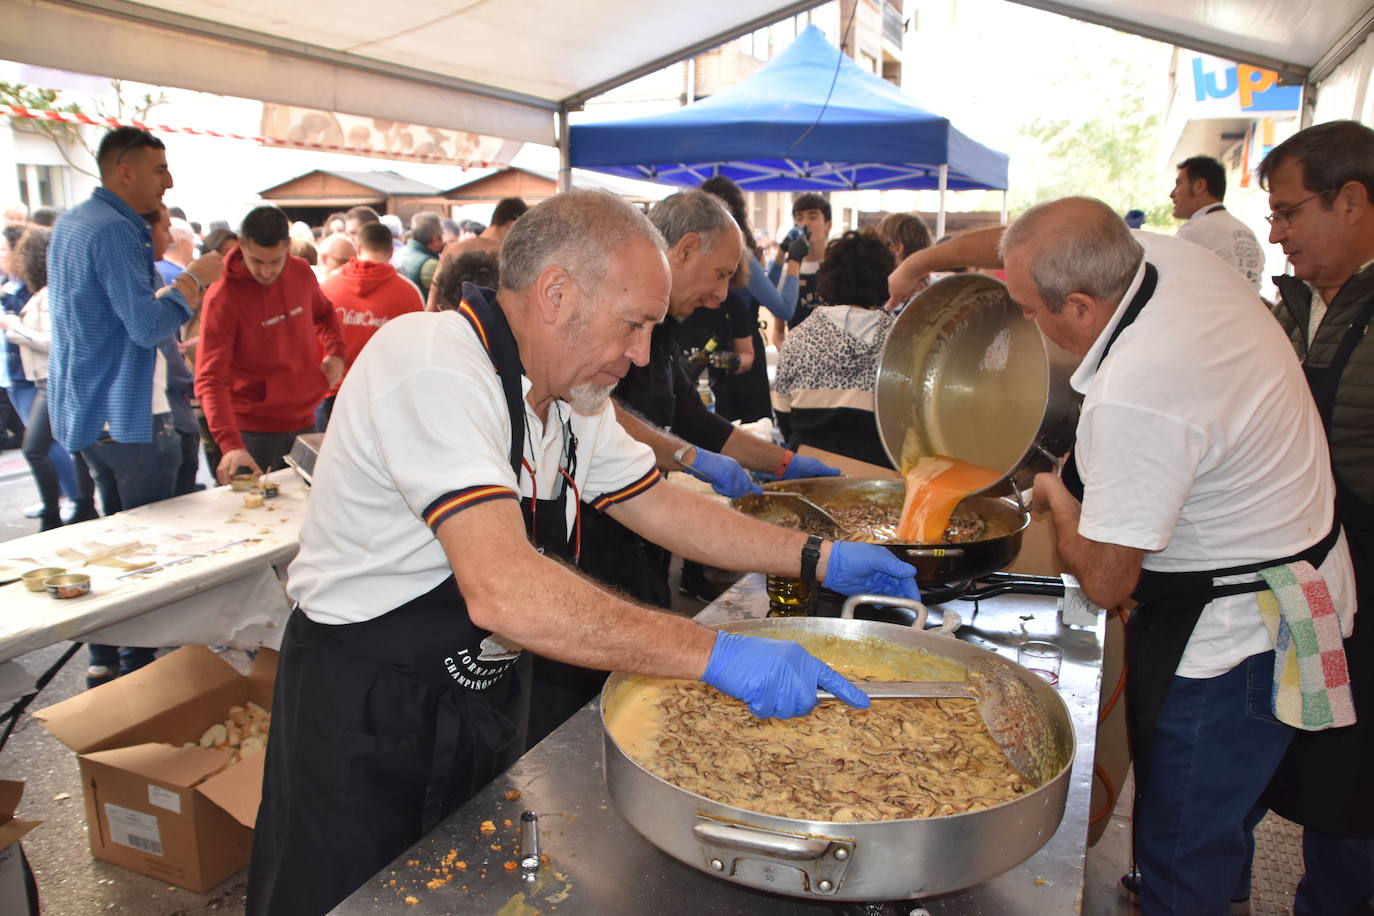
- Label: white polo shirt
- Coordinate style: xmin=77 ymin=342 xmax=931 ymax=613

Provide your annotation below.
xmin=287 ymin=309 xmax=660 ymax=624
xmin=1176 ymin=203 xmax=1265 ymax=291
xmin=1073 ymin=231 xmax=1355 ymax=678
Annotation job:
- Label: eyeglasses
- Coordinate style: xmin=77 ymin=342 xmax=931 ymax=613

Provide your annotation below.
xmin=1265 ymin=189 xmax=1338 ymax=229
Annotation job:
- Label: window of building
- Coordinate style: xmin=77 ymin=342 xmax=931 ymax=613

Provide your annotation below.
xmin=742 ymin=26 xmax=770 ymax=60
xmin=15 ymin=163 xmax=70 ymax=210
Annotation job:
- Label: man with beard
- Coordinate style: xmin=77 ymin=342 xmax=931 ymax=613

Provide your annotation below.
xmin=539 ymin=190 xmax=843 ymax=748
xmin=246 ymin=190 xmax=917 ymax=916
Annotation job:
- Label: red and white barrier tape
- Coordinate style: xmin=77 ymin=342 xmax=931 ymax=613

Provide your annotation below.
xmin=3 ymin=104 xmax=491 ymax=167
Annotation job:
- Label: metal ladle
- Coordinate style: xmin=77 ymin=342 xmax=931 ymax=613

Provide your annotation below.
xmin=733 ymin=491 xmax=843 ymax=538
xmin=819 ymin=594 xmax=1063 ymax=785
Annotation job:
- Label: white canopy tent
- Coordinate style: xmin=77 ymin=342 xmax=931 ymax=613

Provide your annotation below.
xmin=2 ymin=0 xmax=1373 ymax=174
xmin=1010 ymin=0 xmax=1373 ymax=85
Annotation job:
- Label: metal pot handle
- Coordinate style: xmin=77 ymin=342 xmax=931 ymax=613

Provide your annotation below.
xmin=840 ymin=594 xmax=929 ymax=629
xmin=905 ymin=547 xmax=964 ymax=558
xmin=692 ymin=818 xmax=854 ymax=896
xmin=692 ymin=821 xmax=831 ymax=860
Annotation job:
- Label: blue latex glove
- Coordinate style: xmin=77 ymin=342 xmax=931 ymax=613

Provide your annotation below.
xmin=702 ymin=632 xmax=871 ymax=718
xmin=683 ymin=447 xmax=762 ymax=499
xmin=782 ymin=453 xmax=842 ymax=480
xmin=823 ymin=542 xmax=921 ymax=601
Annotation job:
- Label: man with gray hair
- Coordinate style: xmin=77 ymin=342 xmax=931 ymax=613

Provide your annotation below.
xmin=577 ymin=189 xmax=841 ymax=612
xmin=396 ymin=210 xmax=443 ymax=299
xmin=1257 ymin=118 xmax=1374 ymax=916
xmin=155 ymin=216 xmax=197 ymax=287
xmin=887 ymin=196 xmax=1355 ymax=915
xmin=247 ymin=188 xmax=917 ymax=916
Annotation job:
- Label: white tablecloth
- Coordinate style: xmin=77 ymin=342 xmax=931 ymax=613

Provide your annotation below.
xmin=0 ymin=470 xmax=307 ymax=699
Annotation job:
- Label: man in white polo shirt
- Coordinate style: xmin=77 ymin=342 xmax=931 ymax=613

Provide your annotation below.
xmin=246 ymin=189 xmax=919 ymax=916
xmin=1171 ymin=154 xmax=1266 ymax=291
xmin=885 ymin=197 xmax=1355 ymax=915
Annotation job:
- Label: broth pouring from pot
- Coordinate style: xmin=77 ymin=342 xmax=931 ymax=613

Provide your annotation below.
xmin=897 ymin=455 xmax=1004 ymax=543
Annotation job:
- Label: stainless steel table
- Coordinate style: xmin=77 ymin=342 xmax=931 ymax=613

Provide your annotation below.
xmin=334 ymin=574 xmax=1105 ymax=914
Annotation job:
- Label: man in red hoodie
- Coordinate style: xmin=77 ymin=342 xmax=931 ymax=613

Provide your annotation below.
xmin=196 ymin=205 xmax=345 ymax=483
xmin=317 ymin=221 xmax=422 ymax=425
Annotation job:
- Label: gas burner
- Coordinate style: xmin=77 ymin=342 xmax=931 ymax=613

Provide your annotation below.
xmin=813 ymin=573 xmax=1065 ymax=627
xmin=829 ymin=901 xmax=930 ymax=916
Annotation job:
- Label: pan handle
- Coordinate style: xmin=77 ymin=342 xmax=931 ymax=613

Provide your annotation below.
xmin=692 ymin=821 xmax=832 ymax=860
xmin=905 ymin=547 xmax=964 ymax=558
xmin=840 ymin=594 xmax=929 ymax=629
xmin=692 ymin=818 xmax=855 ymax=896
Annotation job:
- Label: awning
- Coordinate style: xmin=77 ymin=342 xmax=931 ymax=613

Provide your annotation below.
xmin=571 ymin=26 xmax=1009 ymax=192
xmin=0 ymin=0 xmax=830 ymax=147
xmin=2 ymin=0 xmax=1370 ymax=161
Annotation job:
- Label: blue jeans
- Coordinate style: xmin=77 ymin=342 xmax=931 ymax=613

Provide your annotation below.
xmin=6 ymin=380 xmax=80 ymax=506
xmin=80 ymin=414 xmax=180 ymax=675
xmin=1136 ymin=651 xmax=1294 ymax=915
xmin=86 ymin=643 xmax=157 ymax=675
xmin=1294 ymin=829 xmax=1374 ymax=916
xmin=79 ymin=414 xmax=180 ymax=515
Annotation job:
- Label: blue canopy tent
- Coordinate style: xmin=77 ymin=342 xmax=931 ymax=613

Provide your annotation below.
xmin=570 ymin=24 xmax=1010 ymax=235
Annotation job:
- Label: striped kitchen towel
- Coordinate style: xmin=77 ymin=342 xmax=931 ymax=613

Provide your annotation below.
xmin=1256 ymin=561 xmax=1356 ymax=730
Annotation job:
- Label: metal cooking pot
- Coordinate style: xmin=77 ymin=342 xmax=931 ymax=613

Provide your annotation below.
xmin=601 ymin=615 xmax=1074 ymax=901
xmin=875 ymin=274 xmax=1081 ymax=494
xmin=732 ymin=477 xmax=1029 ymax=588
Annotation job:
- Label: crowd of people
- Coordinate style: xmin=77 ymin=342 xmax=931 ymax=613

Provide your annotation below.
xmin=2 ymin=119 xmax=1372 ymax=916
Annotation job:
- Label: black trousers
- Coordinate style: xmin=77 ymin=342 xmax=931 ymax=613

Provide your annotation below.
xmin=247 ymin=610 xmax=526 ymax=916
xmin=238 ymin=426 xmax=314 ymax=477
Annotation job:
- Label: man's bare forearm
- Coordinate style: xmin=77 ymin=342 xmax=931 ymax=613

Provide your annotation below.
xmin=720 ymin=427 xmax=791 ymax=475
xmin=443 ymin=500 xmax=716 ymax=678
xmin=613 ymin=400 xmax=688 ymax=469
xmin=608 ymin=479 xmax=832 ymax=577
xmin=889 ymin=226 xmax=1008 ymax=305
xmin=1033 ymin=473 xmax=1142 ymax=609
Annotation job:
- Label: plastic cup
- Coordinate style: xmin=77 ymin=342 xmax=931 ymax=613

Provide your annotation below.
xmin=1017 ymin=640 xmax=1063 ymax=685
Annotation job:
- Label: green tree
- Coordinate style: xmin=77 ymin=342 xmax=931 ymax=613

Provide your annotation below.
xmin=1 ymin=79 xmax=167 ymax=179
xmin=1011 ymin=63 xmax=1180 ymax=231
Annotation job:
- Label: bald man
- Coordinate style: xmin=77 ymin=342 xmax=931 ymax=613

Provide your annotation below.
xmin=315 ymin=233 xmax=355 ymax=282
xmin=889 ymin=197 xmax=1356 ymax=915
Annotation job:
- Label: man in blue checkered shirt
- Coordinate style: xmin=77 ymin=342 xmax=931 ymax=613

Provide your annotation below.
xmin=46 ymin=127 xmax=221 ymax=686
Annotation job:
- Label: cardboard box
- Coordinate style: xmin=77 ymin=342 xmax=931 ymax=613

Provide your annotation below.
xmin=34 ymin=647 xmax=277 ymax=892
xmin=0 ymin=781 xmax=41 ymax=916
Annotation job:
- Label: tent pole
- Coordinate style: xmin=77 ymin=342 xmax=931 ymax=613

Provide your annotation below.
xmin=1001 ymin=190 xmax=1009 ymax=226
xmin=936 ymin=164 xmax=948 ymax=239
xmin=558 ymin=104 xmax=572 ymax=191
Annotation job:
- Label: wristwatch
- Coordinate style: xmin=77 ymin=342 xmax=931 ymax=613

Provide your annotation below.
xmin=672 ymin=444 xmax=696 ymax=470
xmin=800 ymin=534 xmax=823 ymax=588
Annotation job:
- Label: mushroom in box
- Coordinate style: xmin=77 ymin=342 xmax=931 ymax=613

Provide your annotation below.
xmin=32 ymin=646 xmax=278 ymax=892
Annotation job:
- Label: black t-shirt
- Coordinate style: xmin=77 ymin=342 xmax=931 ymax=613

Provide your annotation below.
xmin=677 ymin=293 xmax=755 ymax=352
xmin=678 ymin=290 xmax=772 ymax=423
xmin=612 ymin=317 xmax=734 ymax=453
xmin=788 ymin=264 xmax=823 ymax=330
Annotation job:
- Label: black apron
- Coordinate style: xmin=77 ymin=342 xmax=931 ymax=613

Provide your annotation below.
xmin=1263 ymin=290 xmax=1374 ymax=837
xmin=576 ymin=320 xmax=679 ymax=610
xmin=1061 ymin=264 xmax=1337 ymax=789
xmin=247 ymin=289 xmax=576 ymax=916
